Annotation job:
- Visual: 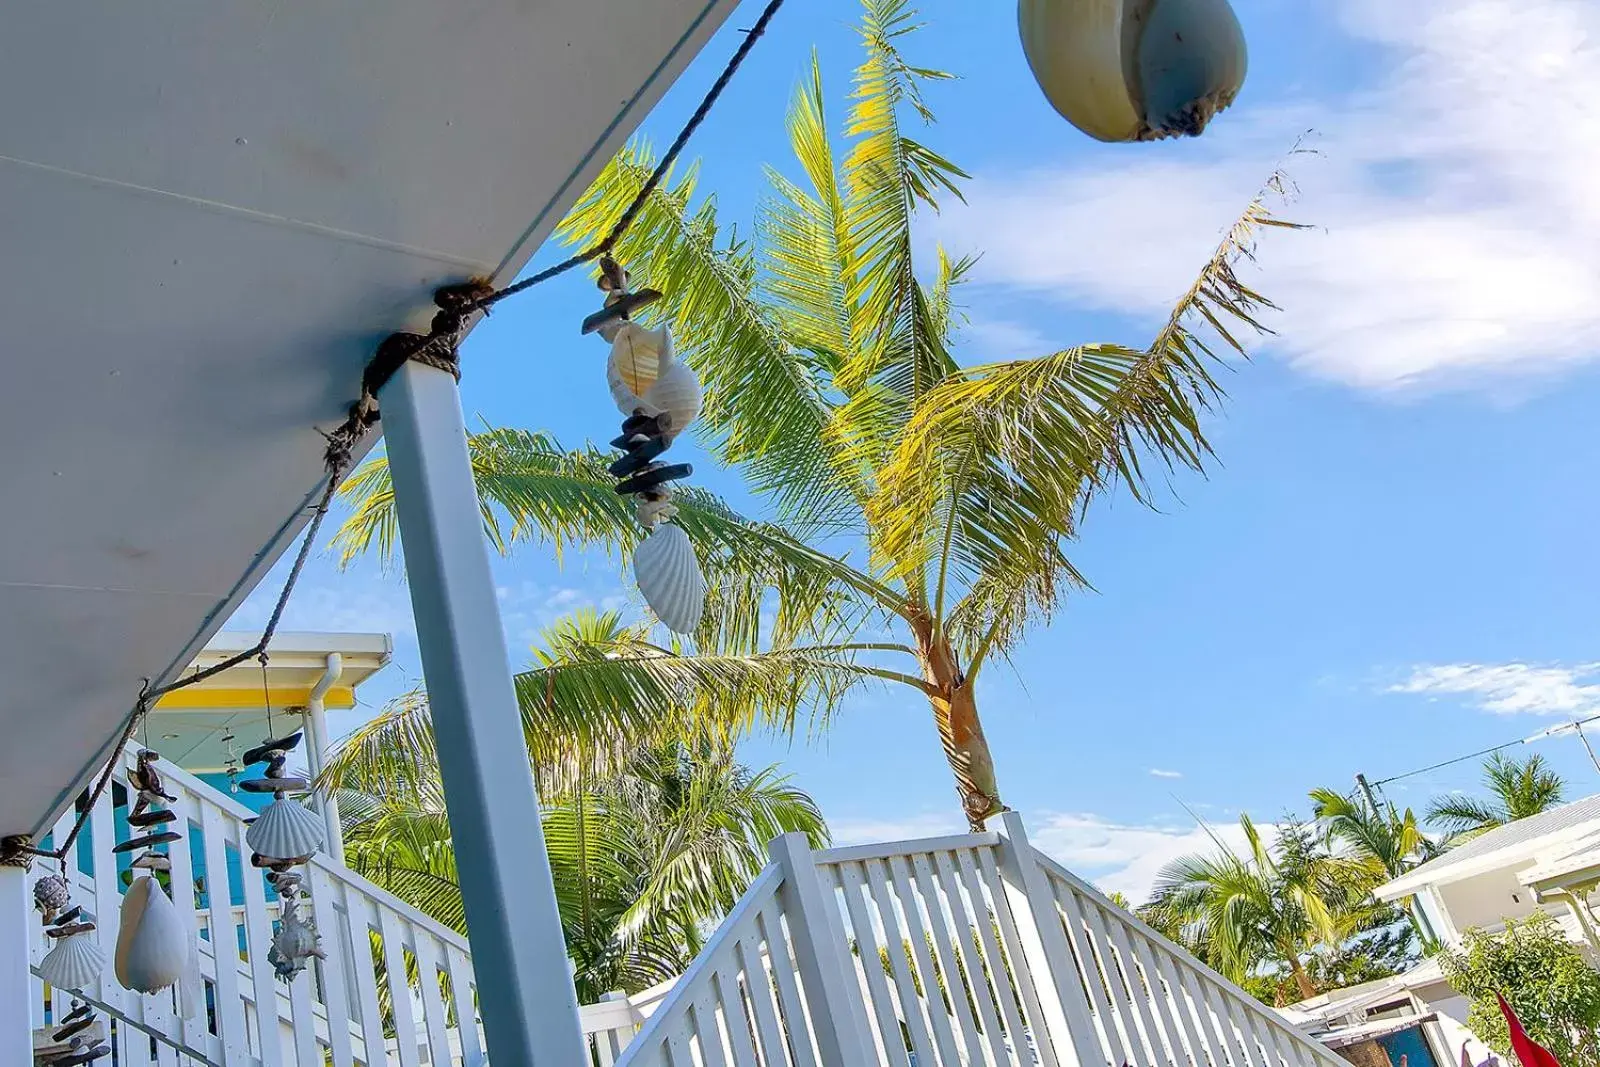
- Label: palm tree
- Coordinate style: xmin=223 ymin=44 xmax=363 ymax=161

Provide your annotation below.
xmin=1426 ymin=752 xmax=1568 ymax=845
xmin=1144 ymin=816 xmax=1376 ymax=1003
xmin=335 ymin=0 xmax=1296 ymax=829
xmin=327 ymin=615 xmax=827 ymax=1000
xmin=1309 ymin=787 xmax=1439 ymax=950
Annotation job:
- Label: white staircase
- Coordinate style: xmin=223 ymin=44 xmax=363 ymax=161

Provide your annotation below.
xmin=21 ymin=754 xmax=1338 ymax=1067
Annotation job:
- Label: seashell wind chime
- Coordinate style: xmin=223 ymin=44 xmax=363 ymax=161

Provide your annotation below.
xmin=1017 ymin=0 xmax=1247 ymax=142
xmin=238 ymin=729 xmax=327 ymax=981
xmin=113 ymin=750 xmax=199 ymax=1012
xmin=33 ymin=870 xmax=111 ymax=1065
xmin=584 ymin=257 xmax=707 ymax=634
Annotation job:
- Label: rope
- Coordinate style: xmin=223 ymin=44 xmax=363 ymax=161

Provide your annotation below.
xmin=0 ymin=0 xmax=787 ymax=868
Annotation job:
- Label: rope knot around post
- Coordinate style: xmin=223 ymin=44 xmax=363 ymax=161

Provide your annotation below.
xmin=0 ymin=835 xmax=34 ymax=870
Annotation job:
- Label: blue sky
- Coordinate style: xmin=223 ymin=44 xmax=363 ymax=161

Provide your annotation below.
xmin=233 ymin=0 xmax=1600 ymax=901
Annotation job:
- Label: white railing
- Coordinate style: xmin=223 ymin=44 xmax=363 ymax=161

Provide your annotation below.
xmin=615 ymin=814 xmax=1344 ymax=1067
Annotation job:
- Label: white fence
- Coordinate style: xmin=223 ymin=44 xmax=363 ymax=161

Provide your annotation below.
xmin=615 ymin=813 xmax=1345 ymax=1067
xmin=20 ymin=746 xmax=655 ymax=1067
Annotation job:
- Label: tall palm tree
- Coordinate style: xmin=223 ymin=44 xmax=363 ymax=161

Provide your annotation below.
xmin=335 ymin=0 xmax=1296 ymax=829
xmin=1144 ymin=816 xmax=1375 ymax=1003
xmin=1426 ymin=753 xmax=1568 ymax=845
xmin=326 ymin=614 xmax=827 ymax=1000
xmin=1309 ymin=787 xmax=1439 ymax=950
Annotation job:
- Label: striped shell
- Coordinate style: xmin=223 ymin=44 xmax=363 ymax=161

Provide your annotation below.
xmin=1018 ymin=0 xmax=1246 ymax=142
xmin=607 ymin=324 xmax=701 ymax=441
xmin=634 ymin=522 xmax=706 ymax=634
xmin=245 ymin=796 xmax=326 ymax=862
xmin=38 ymin=930 xmax=106 ymax=991
xmin=115 ymin=875 xmax=189 ymax=994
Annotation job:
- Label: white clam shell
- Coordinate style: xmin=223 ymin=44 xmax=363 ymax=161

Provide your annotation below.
xmin=115 ymin=875 xmax=190 ymax=994
xmin=245 ymin=796 xmax=327 ymax=861
xmin=634 ymin=522 xmax=706 ymax=634
xmin=607 ymin=323 xmax=671 ymax=412
xmin=39 ymin=930 xmax=106 ymax=991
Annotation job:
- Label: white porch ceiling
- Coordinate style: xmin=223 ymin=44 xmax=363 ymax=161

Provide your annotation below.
xmin=0 ymin=0 xmax=739 ymax=838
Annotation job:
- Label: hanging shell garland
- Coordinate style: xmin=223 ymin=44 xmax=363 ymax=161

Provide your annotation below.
xmin=586 ymin=257 xmax=708 ymax=635
xmin=34 ymin=873 xmax=71 ymax=921
xmin=39 ymin=930 xmax=107 ymax=992
xmin=1018 ymin=0 xmax=1247 ymax=142
xmin=634 ymin=522 xmax=707 ymax=634
xmin=267 ymin=891 xmax=325 ymax=982
xmin=114 ymin=875 xmax=190 ymax=994
xmin=246 ymin=796 xmax=326 ymax=862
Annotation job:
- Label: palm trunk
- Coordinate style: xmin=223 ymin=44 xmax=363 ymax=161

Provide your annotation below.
xmin=914 ymin=617 xmax=1003 ymax=830
xmin=1288 ymin=956 xmax=1316 ymax=1002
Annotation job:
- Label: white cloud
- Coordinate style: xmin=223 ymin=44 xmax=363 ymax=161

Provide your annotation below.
xmin=1391 ymin=662 xmax=1600 ymax=716
xmin=935 ymin=0 xmax=1600 ymax=394
xmin=830 ymin=809 xmax=1244 ymax=906
xmin=1148 ymin=768 xmax=1184 ymax=779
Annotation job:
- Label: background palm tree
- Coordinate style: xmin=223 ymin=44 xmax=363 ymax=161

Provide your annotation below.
xmin=1426 ymin=752 xmax=1568 ymax=845
xmin=326 ymin=614 xmax=827 ymax=1001
xmin=335 ymin=0 xmax=1298 ymax=829
xmin=1142 ymin=816 xmax=1379 ymax=1004
xmin=1309 ymin=786 xmax=1439 ymax=950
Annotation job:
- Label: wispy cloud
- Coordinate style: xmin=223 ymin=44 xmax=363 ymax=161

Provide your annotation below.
xmin=935 ymin=0 xmax=1600 ymax=394
xmin=1148 ymin=768 xmax=1184 ymax=780
xmin=228 ymin=576 xmax=416 ymax=638
xmin=1391 ymin=662 xmax=1600 ymax=717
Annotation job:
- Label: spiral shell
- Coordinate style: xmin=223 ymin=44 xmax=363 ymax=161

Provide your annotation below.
xmin=1018 ymin=0 xmax=1246 ymax=142
xmin=245 ymin=797 xmax=326 ymax=862
xmin=645 ymin=358 xmax=702 ymax=443
xmin=607 ymin=323 xmax=671 ymax=409
xmin=115 ymin=875 xmax=189 ymax=994
xmin=39 ymin=930 xmax=106 ymax=991
xmin=34 ymin=874 xmax=71 ymax=918
xmin=634 ymin=522 xmax=706 ymax=634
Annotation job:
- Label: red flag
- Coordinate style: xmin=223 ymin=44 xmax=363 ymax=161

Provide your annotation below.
xmin=1497 ymin=992 xmax=1562 ymax=1067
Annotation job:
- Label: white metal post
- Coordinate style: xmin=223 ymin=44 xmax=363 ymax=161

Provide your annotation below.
xmin=0 ymin=861 xmax=33 ymax=1061
xmin=769 ymin=832 xmax=878 ymax=1067
xmin=995 ymin=811 xmax=1099 ymax=1067
xmin=378 ymin=359 xmax=588 ymax=1067
xmin=304 ymin=651 xmax=346 ymax=865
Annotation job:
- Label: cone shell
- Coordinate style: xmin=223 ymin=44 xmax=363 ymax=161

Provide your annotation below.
xmin=114 ymin=875 xmax=189 ymax=994
xmin=1017 ymin=0 xmax=1246 ymax=142
xmin=245 ymin=796 xmax=327 ymax=862
xmin=607 ymin=323 xmax=671 ymax=409
xmin=39 ymin=930 xmax=106 ymax=991
xmin=634 ymin=522 xmax=706 ymax=634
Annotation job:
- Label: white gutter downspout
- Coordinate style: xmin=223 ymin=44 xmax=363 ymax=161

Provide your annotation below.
xmin=305 ymin=652 xmax=345 ymax=865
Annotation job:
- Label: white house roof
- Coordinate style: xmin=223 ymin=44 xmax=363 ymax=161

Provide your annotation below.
xmin=1376 ymin=794 xmax=1600 ymax=900
xmin=0 ymin=0 xmax=739 ymax=841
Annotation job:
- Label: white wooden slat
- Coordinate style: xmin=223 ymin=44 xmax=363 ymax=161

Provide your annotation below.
xmin=665 ymin=1014 xmax=696 ymax=1067
xmin=691 ymin=981 xmax=731 ymax=1067
xmin=413 ymin=930 xmax=454 ymax=1067
xmin=282 ymin=897 xmax=321 ymax=1067
xmin=1083 ymin=900 xmax=1159 ymax=1067
xmin=88 ymin=783 xmax=129 ymax=1030
xmin=596 ymin=1030 xmax=620 ymax=1067
xmin=974 ymin=848 xmax=1065 ymax=1067
xmin=735 ymin=925 xmax=788 ymax=1067
xmin=445 ymin=946 xmax=485 ymax=1067
xmin=1208 ymin=982 xmax=1266 ymax=1067
xmin=864 ymin=857 xmax=939 ymax=1067
xmin=759 ymin=902 xmax=819 ymax=1067
xmin=933 ymin=851 xmax=1010 ymax=1067
xmin=911 ymin=852 xmax=992 ymax=1067
xmin=888 ymin=854 xmax=963 ymax=1067
xmin=717 ymin=959 xmax=761 ymax=1067
xmin=234 ymin=838 xmax=287 ymax=1067
xmin=835 ymin=861 xmax=908 ymax=1066
xmin=160 ymin=788 xmax=203 ymax=1053
xmin=198 ymin=802 xmax=251 ymax=1065
xmin=1176 ymin=960 xmax=1233 ymax=1067
xmin=818 ymin=832 xmax=1003 ymax=866
xmin=339 ymin=893 xmax=388 ymax=1066
xmin=1051 ymin=880 xmax=1125 ymax=1067
xmin=305 ymin=866 xmax=356 ymax=1067
xmin=378 ymin=906 xmax=422 ymax=1067
xmin=1126 ymin=930 xmax=1193 ymax=1067
xmin=1102 ymin=910 xmax=1176 ymax=1067
xmin=1153 ymin=946 xmax=1213 ymax=1067
xmin=1228 ymin=993 xmax=1280 ymax=1067
xmin=954 ymin=849 xmax=1037 ymax=1067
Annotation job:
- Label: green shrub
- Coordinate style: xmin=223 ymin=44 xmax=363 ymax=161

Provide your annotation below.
xmin=1439 ymin=912 xmax=1600 ymax=1067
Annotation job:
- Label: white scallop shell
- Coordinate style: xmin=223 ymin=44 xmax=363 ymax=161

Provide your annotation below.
xmin=607 ymin=323 xmax=671 ymax=412
xmin=115 ymin=875 xmax=189 ymax=994
xmin=634 ymin=522 xmax=706 ymax=634
xmin=245 ymin=796 xmax=327 ymax=861
xmin=39 ymin=930 xmax=106 ymax=991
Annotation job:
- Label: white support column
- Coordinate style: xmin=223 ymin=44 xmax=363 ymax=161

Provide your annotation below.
xmin=0 ymin=860 xmax=34 ymax=1062
xmin=378 ymin=359 xmax=588 ymax=1067
xmin=304 ymin=652 xmax=346 ymax=865
xmin=769 ymin=832 xmax=878 ymax=1067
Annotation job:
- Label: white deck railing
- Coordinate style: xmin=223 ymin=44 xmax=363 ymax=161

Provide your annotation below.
xmin=22 ymin=746 xmax=654 ymax=1067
